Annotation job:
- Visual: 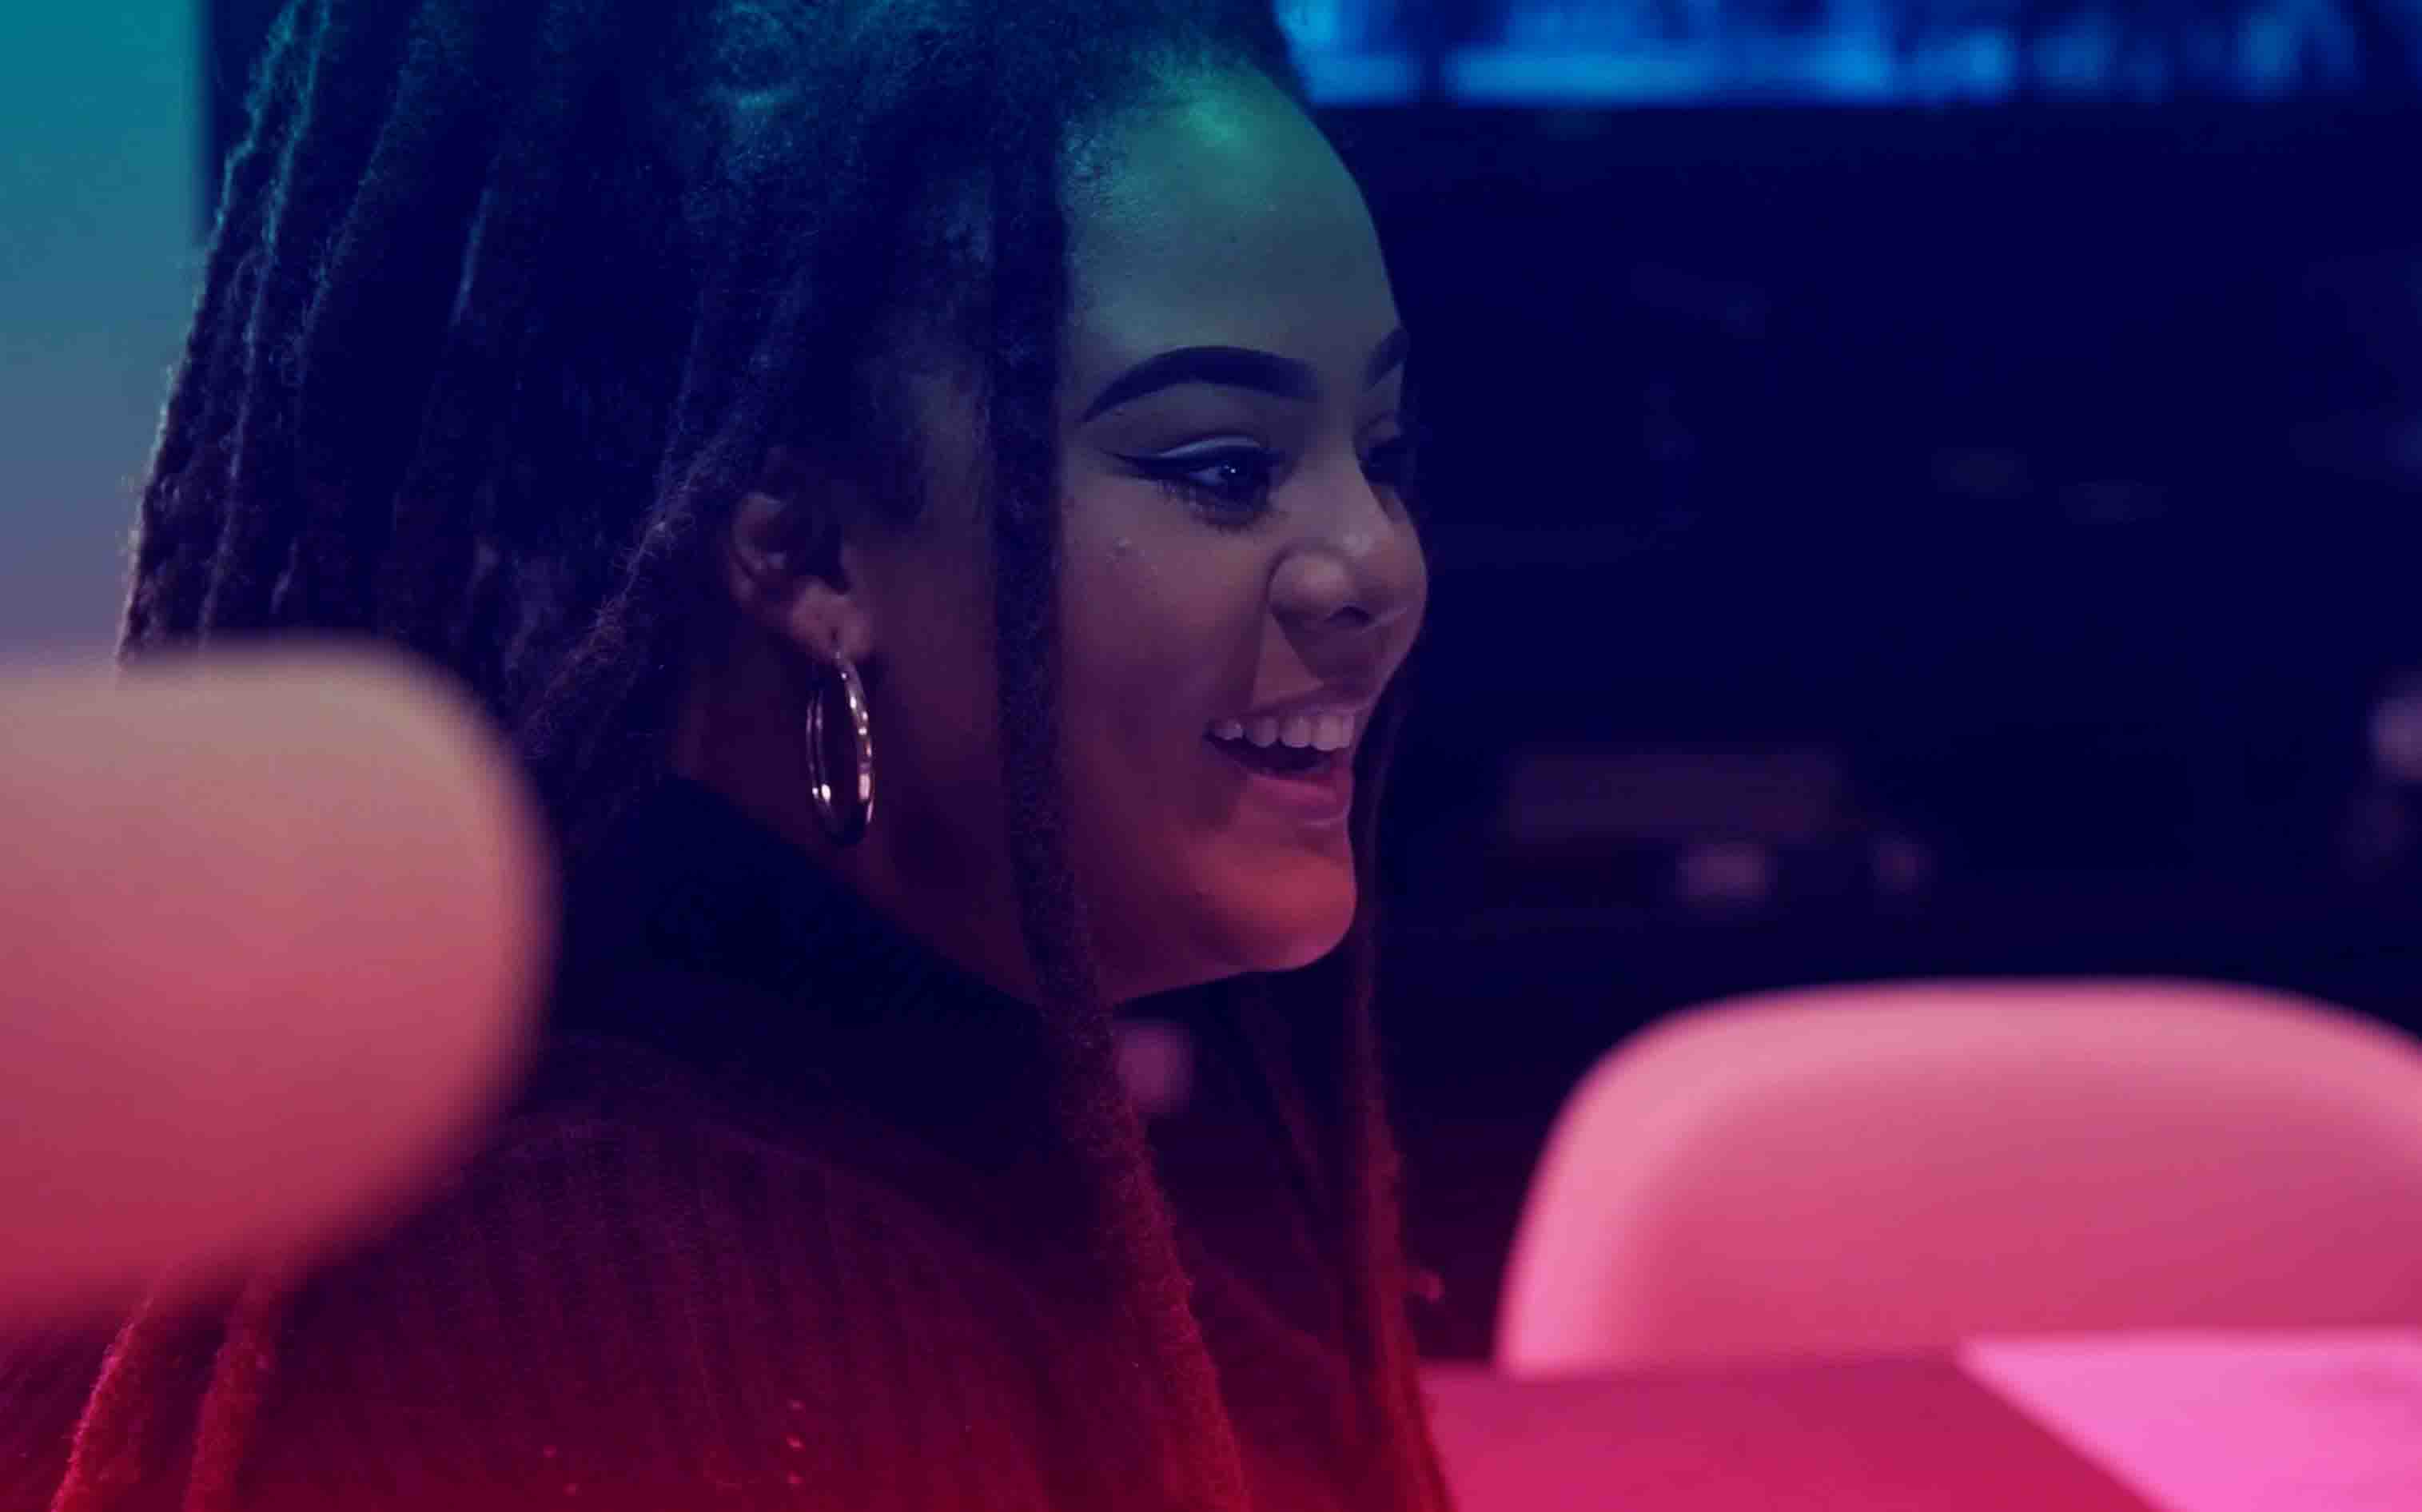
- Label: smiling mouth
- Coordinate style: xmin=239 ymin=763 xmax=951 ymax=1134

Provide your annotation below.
xmin=1201 ymin=714 xmax=1360 ymax=826
xmin=1204 ymin=730 xmax=1338 ymax=779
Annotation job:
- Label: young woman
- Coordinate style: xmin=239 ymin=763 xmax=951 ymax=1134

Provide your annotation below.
xmin=2 ymin=1 xmax=1446 ymax=1507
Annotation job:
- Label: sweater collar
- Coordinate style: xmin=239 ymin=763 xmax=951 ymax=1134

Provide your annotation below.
xmin=548 ymin=774 xmax=1056 ymax=1150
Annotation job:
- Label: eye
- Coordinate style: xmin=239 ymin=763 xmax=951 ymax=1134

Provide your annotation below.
xmin=1125 ymin=446 xmax=1282 ymax=524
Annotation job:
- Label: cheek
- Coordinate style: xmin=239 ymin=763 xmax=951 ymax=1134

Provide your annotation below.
xmin=1054 ymin=529 xmax=1361 ymax=975
xmin=1054 ymin=527 xmax=1234 ymax=861
xmin=1058 ymin=525 xmax=1232 ymax=760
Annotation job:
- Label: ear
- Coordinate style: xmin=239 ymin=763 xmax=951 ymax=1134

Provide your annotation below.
xmin=719 ymin=443 xmax=878 ymax=667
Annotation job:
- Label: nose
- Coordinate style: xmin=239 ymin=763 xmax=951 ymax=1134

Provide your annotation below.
xmin=1268 ymin=468 xmax=1426 ymax=651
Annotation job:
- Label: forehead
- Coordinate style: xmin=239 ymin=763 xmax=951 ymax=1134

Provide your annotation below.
xmin=1063 ymin=72 xmax=1397 ymax=384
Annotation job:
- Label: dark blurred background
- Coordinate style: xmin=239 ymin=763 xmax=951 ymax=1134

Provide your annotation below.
xmin=188 ymin=0 xmax=2422 ymax=1357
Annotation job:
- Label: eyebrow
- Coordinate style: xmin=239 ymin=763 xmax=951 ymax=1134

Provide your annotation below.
xmin=1078 ymin=327 xmax=1411 ymax=424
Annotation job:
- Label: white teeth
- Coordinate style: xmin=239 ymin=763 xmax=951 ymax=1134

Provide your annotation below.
xmin=1209 ymin=709 xmax=1362 ymax=751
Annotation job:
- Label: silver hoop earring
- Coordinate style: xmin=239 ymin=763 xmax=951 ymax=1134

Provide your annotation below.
xmin=804 ymin=652 xmax=874 ymax=846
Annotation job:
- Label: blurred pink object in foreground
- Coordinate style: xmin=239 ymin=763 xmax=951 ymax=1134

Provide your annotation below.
xmin=1500 ymin=980 xmax=2422 ymax=1375
xmin=0 ymin=641 xmax=553 ymax=1318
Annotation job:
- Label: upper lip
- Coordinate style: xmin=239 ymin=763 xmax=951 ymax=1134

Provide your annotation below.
xmin=1213 ymin=686 xmax=1380 ymax=726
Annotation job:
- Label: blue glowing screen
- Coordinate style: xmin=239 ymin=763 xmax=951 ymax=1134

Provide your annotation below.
xmin=1278 ymin=1 xmax=2422 ymax=103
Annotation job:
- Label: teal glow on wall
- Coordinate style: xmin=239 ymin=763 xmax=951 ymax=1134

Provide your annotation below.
xmin=1 ymin=5 xmax=197 ymax=654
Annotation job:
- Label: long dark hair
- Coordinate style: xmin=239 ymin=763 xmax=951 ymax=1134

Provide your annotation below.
xmin=111 ymin=1 xmax=1448 ymax=1506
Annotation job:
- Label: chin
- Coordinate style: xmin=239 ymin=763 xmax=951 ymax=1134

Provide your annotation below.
xmin=1254 ymin=929 xmax=1352 ymax=976
xmin=1228 ymin=877 xmax=1359 ymax=976
xmin=1112 ymin=845 xmax=1360 ymax=997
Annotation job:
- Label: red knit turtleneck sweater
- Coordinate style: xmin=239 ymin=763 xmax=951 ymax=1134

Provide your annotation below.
xmin=0 ymin=778 xmax=1395 ymax=1511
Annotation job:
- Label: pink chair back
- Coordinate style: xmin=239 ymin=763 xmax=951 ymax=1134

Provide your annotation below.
xmin=1496 ymin=979 xmax=2422 ymax=1375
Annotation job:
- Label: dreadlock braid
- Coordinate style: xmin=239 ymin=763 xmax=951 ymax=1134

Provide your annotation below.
xmin=1245 ymin=676 xmax=1454 ymax=1512
xmin=1336 ymin=684 xmax=1458 ymax=1512
xmin=360 ymin=0 xmax=629 ymax=653
xmin=110 ymin=1 xmax=1452 ymax=1506
xmin=198 ymin=0 xmax=437 ymax=634
xmin=978 ymin=99 xmax=1256 ymax=1506
xmin=121 ymin=0 xmax=319 ymax=647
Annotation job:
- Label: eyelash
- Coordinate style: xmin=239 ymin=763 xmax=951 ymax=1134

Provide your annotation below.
xmin=1129 ymin=438 xmax=1419 ymax=527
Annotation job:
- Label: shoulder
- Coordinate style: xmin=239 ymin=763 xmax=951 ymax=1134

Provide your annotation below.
xmin=234 ymin=1036 xmax=1074 ymax=1510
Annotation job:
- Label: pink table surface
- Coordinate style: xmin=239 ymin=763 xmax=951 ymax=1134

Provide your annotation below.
xmin=1421 ymin=1354 xmax=2157 ymax=1512
xmin=1424 ymin=1331 xmax=2422 ymax=1512
xmin=1959 ymin=1331 xmax=2422 ymax=1512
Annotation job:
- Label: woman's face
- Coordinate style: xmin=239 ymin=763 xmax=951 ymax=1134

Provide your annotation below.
xmin=1051 ymin=70 xmax=1425 ymax=999
xmin=703 ymin=69 xmax=1424 ymax=1006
